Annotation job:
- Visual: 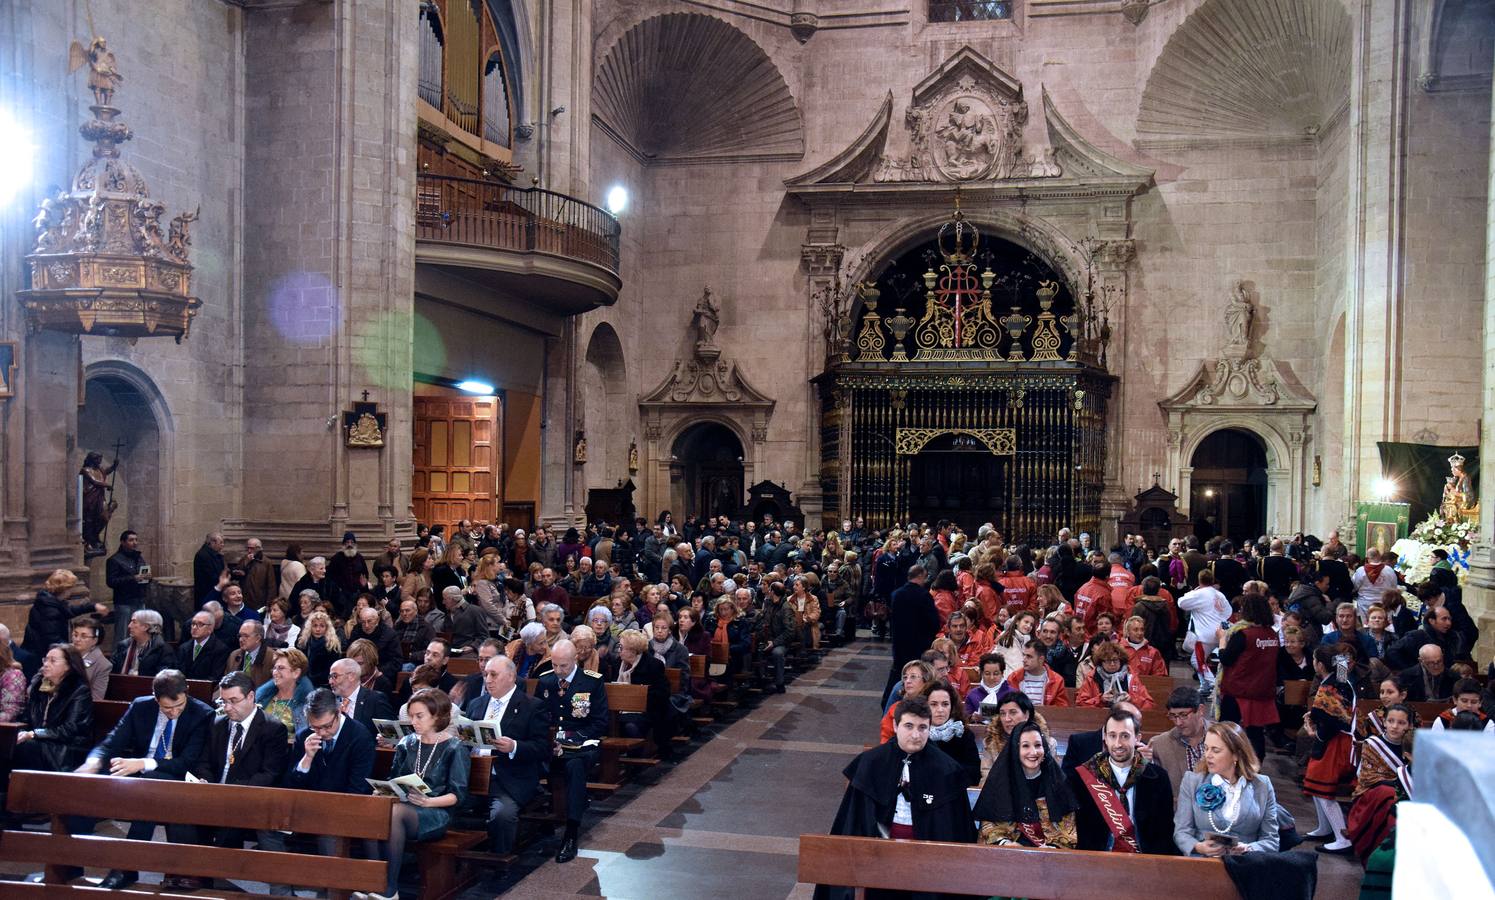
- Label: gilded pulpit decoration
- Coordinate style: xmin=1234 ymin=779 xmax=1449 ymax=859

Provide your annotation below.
xmin=343 ymin=395 xmax=388 ymax=448
xmin=19 ymin=38 xmax=203 ymax=341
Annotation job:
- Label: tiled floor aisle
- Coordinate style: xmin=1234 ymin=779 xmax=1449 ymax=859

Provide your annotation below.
xmin=494 ymin=638 xmax=1364 ymax=900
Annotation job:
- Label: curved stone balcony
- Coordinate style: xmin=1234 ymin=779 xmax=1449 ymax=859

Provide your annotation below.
xmin=415 ymin=174 xmax=621 ymax=314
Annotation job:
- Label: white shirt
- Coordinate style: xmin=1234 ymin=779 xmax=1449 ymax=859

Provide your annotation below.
xmin=1179 ymin=586 xmax=1230 ymax=645
xmin=892 ymin=757 xmax=913 ymax=826
xmin=1109 ymin=762 xmax=1137 ymax=813
xmin=476 ymin=687 xmax=518 ymax=759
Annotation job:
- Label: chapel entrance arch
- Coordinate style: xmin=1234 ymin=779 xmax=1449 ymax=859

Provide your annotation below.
xmin=78 ymin=365 xmax=171 ymax=562
xmin=1187 ymin=427 xmax=1268 ymax=543
xmin=671 ymin=422 xmax=745 ymax=521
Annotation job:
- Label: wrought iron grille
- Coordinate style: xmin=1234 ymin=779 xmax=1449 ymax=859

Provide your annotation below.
xmin=928 ymin=0 xmax=1013 ymax=23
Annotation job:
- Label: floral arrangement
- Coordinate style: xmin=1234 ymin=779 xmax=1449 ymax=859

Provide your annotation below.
xmin=1409 ymin=513 xmax=1475 ymax=546
xmin=1195 ymin=782 xmax=1225 ymax=812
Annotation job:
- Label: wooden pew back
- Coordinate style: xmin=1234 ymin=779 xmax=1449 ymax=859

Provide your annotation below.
xmin=3 ymin=771 xmax=392 ymax=898
xmin=105 ymin=673 xmax=216 ymax=703
xmin=798 ymin=834 xmax=1239 ymax=900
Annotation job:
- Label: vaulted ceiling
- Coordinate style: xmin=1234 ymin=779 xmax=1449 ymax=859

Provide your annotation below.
xmin=592 ymin=13 xmax=804 ymax=164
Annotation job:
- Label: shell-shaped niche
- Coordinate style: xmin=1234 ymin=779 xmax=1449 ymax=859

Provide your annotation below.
xmin=1136 ymin=0 xmax=1351 ymax=143
xmin=593 ymin=13 xmax=804 ymax=162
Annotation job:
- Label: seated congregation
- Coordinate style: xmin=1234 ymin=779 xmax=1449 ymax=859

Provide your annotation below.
xmin=821 ymin=525 xmax=1492 ymax=898
xmin=0 ymin=517 xmax=839 ymax=897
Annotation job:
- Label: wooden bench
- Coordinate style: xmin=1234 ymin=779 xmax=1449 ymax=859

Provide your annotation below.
xmin=1410 ymin=700 xmax=1449 ymax=728
xmin=90 ymin=699 xmax=131 ymax=744
xmin=1 ymin=770 xmax=392 ymax=899
xmin=1029 ymin=705 xmax=1173 ymax=740
xmin=798 ymin=833 xmax=1239 ymax=900
xmin=447 ymin=657 xmax=480 ymax=677
xmin=1282 ymin=679 xmax=1312 ymax=706
xmin=1138 ymin=674 xmax=1182 ymax=701
xmin=370 ymin=747 xmax=494 ymax=900
xmin=105 ymin=673 xmax=216 ymax=703
xmin=600 ymin=683 xmax=653 ymax=786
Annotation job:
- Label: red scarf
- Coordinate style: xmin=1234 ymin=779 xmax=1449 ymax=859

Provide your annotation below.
xmin=1075 ymin=762 xmax=1141 ymax=853
xmin=1363 ymin=563 xmax=1387 ymax=583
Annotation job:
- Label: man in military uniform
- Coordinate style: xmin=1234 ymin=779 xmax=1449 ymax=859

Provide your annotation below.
xmin=535 ymin=639 xmax=609 ymax=862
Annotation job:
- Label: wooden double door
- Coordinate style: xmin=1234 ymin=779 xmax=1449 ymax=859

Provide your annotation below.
xmin=413 ymin=395 xmax=500 ymax=526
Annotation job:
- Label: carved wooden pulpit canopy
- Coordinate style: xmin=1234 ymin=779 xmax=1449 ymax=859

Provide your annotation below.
xmin=18 ymin=37 xmax=202 ymax=342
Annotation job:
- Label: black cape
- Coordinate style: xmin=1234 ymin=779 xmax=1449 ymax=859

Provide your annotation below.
xmin=814 ymin=739 xmax=977 ymax=900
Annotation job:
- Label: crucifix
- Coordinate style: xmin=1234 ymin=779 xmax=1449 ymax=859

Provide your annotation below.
xmin=361 ymin=390 xmax=370 ymax=402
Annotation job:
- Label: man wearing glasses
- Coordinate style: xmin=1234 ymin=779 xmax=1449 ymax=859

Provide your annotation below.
xmin=76 ymin=669 xmax=215 ymax=889
xmin=1149 ymin=685 xmax=1210 ymax=805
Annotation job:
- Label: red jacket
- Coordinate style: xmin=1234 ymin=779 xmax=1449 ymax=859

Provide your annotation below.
xmin=997 ymin=573 xmax=1038 ymax=612
xmin=1073 ymin=578 xmax=1112 ymax=636
xmin=1217 ymin=625 xmax=1280 ymax=702
xmin=1006 ymin=666 xmax=1070 ymax=707
xmin=932 ymin=589 xmax=961 ymax=623
xmin=1125 ymin=640 xmax=1169 ymax=677
xmin=1075 ymin=670 xmax=1156 ymax=709
xmin=1106 ymin=565 xmax=1136 ymax=619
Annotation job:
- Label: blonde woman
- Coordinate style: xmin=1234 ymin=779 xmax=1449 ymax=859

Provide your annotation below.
xmin=470 ymin=554 xmax=506 ymax=631
xmin=297 ymin=609 xmax=343 ymax=686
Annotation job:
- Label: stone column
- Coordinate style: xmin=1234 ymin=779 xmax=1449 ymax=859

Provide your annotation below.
xmin=1094 ymin=239 xmax=1135 ymax=545
xmin=232 ymin=0 xmax=417 ymax=552
xmin=535 ymin=0 xmax=593 ymax=199
xmin=1341 ymin=0 xmax=1413 ymax=522
xmin=800 ymin=243 xmax=844 ymax=528
xmin=1462 ymin=44 xmax=1495 ymax=664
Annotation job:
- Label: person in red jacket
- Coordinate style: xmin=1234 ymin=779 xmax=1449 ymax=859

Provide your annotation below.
xmin=1005 ymin=642 xmax=1069 ymax=708
xmin=996 ymin=556 xmax=1037 ymax=613
xmin=1071 ymin=563 xmax=1112 ymax=638
xmin=1217 ymin=594 xmax=1282 ymax=761
xmin=1105 ymin=553 xmax=1136 ymax=620
xmin=1075 ymin=641 xmax=1155 ymax=709
xmin=1121 ymin=616 xmax=1168 ymax=677
xmin=941 ymin=610 xmax=991 ymax=669
xmin=972 ymin=563 xmax=1002 ymax=628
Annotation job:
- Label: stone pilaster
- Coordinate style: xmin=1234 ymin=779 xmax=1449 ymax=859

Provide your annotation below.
xmin=1341 ymin=0 xmax=1413 ymax=518
xmin=1464 ymin=47 xmax=1495 ymax=665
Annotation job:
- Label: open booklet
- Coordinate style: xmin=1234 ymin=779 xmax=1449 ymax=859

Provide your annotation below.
xmin=454 ymin=715 xmax=502 ymax=747
xmin=373 ymin=719 xmax=415 ymax=744
xmin=365 ymin=773 xmax=431 ymax=801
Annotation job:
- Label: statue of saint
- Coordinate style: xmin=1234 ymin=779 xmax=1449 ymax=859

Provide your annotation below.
xmin=1441 ymin=452 xmax=1475 ymax=523
xmin=79 ymin=451 xmax=118 ymax=552
xmin=691 ymin=287 xmax=721 ymax=350
xmin=1225 ymin=281 xmax=1254 ymax=352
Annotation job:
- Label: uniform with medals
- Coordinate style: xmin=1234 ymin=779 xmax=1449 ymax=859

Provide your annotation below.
xmin=536 ymin=664 xmax=610 ymax=862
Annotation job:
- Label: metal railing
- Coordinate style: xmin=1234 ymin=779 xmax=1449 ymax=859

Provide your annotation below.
xmin=415 ymin=174 xmax=621 ymax=274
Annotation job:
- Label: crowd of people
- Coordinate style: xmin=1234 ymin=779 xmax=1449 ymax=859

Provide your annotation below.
xmin=0 ymin=513 xmax=868 ymax=896
xmin=825 ymin=522 xmax=1492 ymax=897
xmin=1 ymin=513 xmax=1491 ymax=896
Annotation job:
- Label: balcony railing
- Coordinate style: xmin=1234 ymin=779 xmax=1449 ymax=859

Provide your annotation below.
xmin=415 ymin=174 xmax=621 ymax=274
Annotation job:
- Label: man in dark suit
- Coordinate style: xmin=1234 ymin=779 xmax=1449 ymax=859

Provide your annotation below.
xmin=225 ymin=620 xmax=274 ymax=687
xmin=180 ymin=611 xmax=231 ymax=681
xmin=1061 ymin=699 xmax=1146 ymax=776
xmin=164 ymin=672 xmax=290 ymax=889
xmin=465 ymin=655 xmax=551 ymax=853
xmin=193 ymin=531 xmax=226 ymax=606
xmin=327 ymin=657 xmax=395 ymax=733
xmin=285 ymin=687 xmax=376 ymax=795
xmin=1066 ymin=708 xmax=1176 ymax=855
xmin=885 ymin=564 xmax=940 ymax=706
xmin=76 ymin=669 xmax=214 ymax=889
xmin=1397 ymin=644 xmax=1458 ymax=702
xmin=111 ymin=609 xmax=177 ymax=677
xmin=535 ymin=640 xmax=609 ymax=863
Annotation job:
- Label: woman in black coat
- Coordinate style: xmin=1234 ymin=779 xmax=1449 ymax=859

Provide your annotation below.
xmin=21 ymin=571 xmax=105 ymax=660
xmin=923 ymin=680 xmax=980 ymax=786
xmin=9 ymin=644 xmax=94 ymax=783
xmin=611 ymin=629 xmax=676 ymax=758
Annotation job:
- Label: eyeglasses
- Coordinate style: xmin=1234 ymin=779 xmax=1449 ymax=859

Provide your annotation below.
xmin=1166 ymin=710 xmax=1197 ymax=722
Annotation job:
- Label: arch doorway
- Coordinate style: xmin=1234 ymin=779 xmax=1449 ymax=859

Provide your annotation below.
xmin=1189 ymin=428 xmax=1267 ymax=542
xmin=907 ymin=434 xmax=1005 ymax=530
xmin=672 ymin=423 xmax=744 ymax=520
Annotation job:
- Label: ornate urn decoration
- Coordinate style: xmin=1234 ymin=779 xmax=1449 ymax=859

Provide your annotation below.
xmin=19 ymin=38 xmax=202 ymax=342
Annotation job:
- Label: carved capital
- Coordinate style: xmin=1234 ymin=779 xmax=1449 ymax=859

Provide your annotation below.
xmin=789 ymin=11 xmax=819 ymax=43
xmin=1119 ymin=0 xmax=1150 ymax=26
xmin=801 ymin=243 xmax=845 ymax=278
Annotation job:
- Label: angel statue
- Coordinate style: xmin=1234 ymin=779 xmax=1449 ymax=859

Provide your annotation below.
xmin=167 ymin=208 xmax=200 ymax=262
xmin=70 ymin=37 xmax=124 ymax=107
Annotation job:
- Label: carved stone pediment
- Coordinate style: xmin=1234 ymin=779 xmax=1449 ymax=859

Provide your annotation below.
xmin=1160 ymin=356 xmax=1315 ymax=411
xmin=639 ymin=354 xmax=774 ymax=408
xmin=785 ymin=64 xmax=1153 ymax=200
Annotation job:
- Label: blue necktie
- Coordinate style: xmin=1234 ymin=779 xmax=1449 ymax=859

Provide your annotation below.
xmin=155 ymin=719 xmax=174 ymax=760
xmin=323 ymin=737 xmax=335 ymax=757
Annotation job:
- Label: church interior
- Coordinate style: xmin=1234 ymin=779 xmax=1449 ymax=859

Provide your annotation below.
xmin=1 ymin=0 xmax=1494 ymax=897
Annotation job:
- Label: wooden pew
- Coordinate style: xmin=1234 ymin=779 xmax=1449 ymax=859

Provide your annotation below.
xmin=1138 ymin=674 xmax=1181 ymax=701
xmin=1030 ymin=705 xmax=1173 ymax=740
xmin=371 ymin=747 xmax=493 ymax=900
xmin=90 ymin=700 xmax=131 ymax=744
xmin=105 ymin=673 xmax=216 ymax=703
xmin=1 ymin=770 xmax=391 ymax=900
xmin=600 ymin=683 xmax=652 ymax=787
xmin=447 ymin=657 xmax=480 ymax=677
xmin=1410 ymin=700 xmax=1448 ymax=728
xmin=798 ymin=834 xmax=1239 ymax=900
xmin=1281 ymin=679 xmax=1312 ymax=707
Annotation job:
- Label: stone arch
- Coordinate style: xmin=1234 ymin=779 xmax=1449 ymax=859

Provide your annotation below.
xmin=1175 ymin=416 xmax=1299 ymax=535
xmin=592 ymin=12 xmax=804 ymax=163
xmin=581 ymin=322 xmax=629 ymax=489
xmin=78 ymin=360 xmax=175 ymax=571
xmin=846 ymin=209 xmax=1089 ymax=306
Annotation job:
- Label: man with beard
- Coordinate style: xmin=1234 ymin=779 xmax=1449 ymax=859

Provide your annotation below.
xmin=327 ymin=531 xmax=370 ymax=598
xmin=1066 ymin=707 xmax=1176 ymax=854
xmin=815 ymin=696 xmax=975 ymax=900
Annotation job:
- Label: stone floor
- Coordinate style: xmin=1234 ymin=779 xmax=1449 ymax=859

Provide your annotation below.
xmin=0 ymin=636 xmax=1365 ymax=899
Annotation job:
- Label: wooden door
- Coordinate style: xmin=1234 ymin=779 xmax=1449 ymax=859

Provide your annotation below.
xmin=413 ymin=395 xmax=501 ymax=526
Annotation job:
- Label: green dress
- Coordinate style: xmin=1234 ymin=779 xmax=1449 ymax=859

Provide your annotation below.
xmin=389 ymin=734 xmax=470 ymax=839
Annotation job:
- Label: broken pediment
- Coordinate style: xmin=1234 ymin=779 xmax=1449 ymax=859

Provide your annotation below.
xmin=784 ymin=52 xmax=1153 ymax=197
